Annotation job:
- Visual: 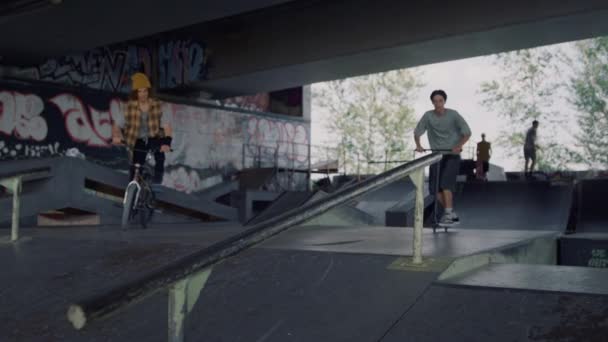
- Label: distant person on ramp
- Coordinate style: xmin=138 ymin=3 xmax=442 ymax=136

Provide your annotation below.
xmin=414 ymin=90 xmax=472 ymax=227
xmin=476 ymin=133 xmax=491 ymax=180
xmin=524 ymin=120 xmax=539 ymax=178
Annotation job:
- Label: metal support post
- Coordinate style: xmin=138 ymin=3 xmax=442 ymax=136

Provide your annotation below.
xmin=408 ymin=169 xmax=424 ymax=264
xmin=168 ymin=267 xmax=212 ymax=342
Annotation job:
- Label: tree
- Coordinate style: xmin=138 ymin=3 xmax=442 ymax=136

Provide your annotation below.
xmin=478 ymin=48 xmax=571 ymax=171
xmin=313 ymin=69 xmax=423 ymax=174
xmin=569 ymin=36 xmax=608 ymax=169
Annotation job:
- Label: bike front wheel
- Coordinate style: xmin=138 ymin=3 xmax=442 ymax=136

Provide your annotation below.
xmin=122 ymin=184 xmax=138 ymax=229
xmin=138 ymin=186 xmax=156 ymax=229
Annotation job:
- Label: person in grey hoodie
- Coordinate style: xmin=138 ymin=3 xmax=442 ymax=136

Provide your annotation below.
xmin=414 ymin=90 xmax=471 ymax=227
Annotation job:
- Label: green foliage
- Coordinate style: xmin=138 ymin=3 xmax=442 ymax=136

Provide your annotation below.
xmin=569 ymin=37 xmax=608 ymax=169
xmin=313 ymin=69 xmax=424 ymax=174
xmin=478 ymin=48 xmax=570 ymax=171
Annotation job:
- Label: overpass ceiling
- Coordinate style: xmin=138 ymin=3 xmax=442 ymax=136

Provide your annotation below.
xmin=191 ymin=0 xmax=608 ymax=97
xmin=0 ymin=0 xmax=295 ymax=65
xmin=201 ymin=9 xmax=608 ymax=97
xmin=2 ymin=0 xmax=608 ymax=98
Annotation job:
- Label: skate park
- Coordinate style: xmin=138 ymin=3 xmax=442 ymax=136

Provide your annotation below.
xmin=2 ymin=1 xmax=608 ymax=341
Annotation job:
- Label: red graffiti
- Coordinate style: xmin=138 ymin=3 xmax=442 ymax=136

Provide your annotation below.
xmin=0 ymin=91 xmax=47 ymax=141
xmin=49 ymin=94 xmax=112 ymax=147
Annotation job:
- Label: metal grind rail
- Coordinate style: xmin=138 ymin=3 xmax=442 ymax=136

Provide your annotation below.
xmin=67 ymin=153 xmax=442 ymax=341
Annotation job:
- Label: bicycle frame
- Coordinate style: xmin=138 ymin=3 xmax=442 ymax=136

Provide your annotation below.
xmin=124 ymin=177 xmax=142 ymax=208
xmin=118 ymin=142 xmax=171 ymax=229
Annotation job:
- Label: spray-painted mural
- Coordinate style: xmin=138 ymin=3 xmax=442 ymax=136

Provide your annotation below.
xmin=220 ymin=93 xmax=270 ymax=112
xmin=159 ymin=102 xmax=310 ymax=192
xmin=14 ymin=39 xmax=205 ymax=93
xmin=0 ymin=81 xmax=310 ymax=193
xmin=0 ymin=86 xmax=127 ymax=167
xmin=219 ymin=87 xmax=304 ymax=117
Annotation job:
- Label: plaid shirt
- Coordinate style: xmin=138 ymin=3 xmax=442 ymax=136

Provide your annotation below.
xmin=123 ymin=98 xmax=164 ymax=148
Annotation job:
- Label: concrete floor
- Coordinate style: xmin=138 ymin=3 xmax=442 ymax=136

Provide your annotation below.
xmin=261 ymin=225 xmax=557 ymax=257
xmin=0 ymin=221 xmax=606 ymax=341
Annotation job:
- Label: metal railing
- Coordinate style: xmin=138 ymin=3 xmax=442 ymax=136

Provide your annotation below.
xmin=0 ymin=175 xmax=21 ymax=242
xmin=242 ymin=142 xmax=311 ymax=191
xmin=66 ymin=153 xmax=442 ymax=341
xmin=0 ymin=168 xmax=51 ymax=242
xmin=242 ymin=142 xmax=342 ymax=191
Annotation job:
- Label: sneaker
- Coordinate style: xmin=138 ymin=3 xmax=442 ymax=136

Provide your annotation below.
xmin=438 ymin=213 xmax=455 ymax=227
xmin=449 ymin=211 xmax=460 ymax=223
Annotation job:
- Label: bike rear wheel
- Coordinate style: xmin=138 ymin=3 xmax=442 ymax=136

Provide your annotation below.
xmin=121 ymin=184 xmax=138 ymax=229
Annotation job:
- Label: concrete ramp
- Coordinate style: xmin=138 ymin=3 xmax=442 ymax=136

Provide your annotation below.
xmin=437 ymin=181 xmax=573 ymax=231
xmin=247 ymin=189 xmax=376 ymax=227
xmin=301 ymin=191 xmax=376 ymax=226
xmin=0 ymin=157 xmax=238 ymax=227
xmin=352 ymin=179 xmax=419 ymax=225
xmin=246 ymin=191 xmax=313 ymax=226
xmin=576 ymin=178 xmax=608 ymax=233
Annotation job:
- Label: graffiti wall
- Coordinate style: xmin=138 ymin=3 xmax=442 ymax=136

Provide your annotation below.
xmin=0 ymin=83 xmax=128 ymax=168
xmin=220 ymin=93 xmax=270 ymax=112
xmin=162 ymin=102 xmax=310 ymax=192
xmin=0 ymin=81 xmax=310 ymax=193
xmin=219 ymin=87 xmax=304 ymax=117
xmin=14 ymin=39 xmax=205 ymax=93
xmin=157 ymin=40 xmax=205 ymax=90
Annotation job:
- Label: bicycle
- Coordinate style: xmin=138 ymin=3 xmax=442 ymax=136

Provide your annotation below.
xmin=119 ymin=144 xmax=170 ymax=229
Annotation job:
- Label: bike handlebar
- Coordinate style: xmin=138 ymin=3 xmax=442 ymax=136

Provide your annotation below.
xmin=111 ymin=140 xmax=173 ymax=153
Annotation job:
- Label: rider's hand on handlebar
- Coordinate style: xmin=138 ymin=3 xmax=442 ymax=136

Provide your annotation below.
xmin=452 ymin=146 xmax=463 ymax=154
xmin=415 ymin=145 xmax=425 ymax=153
xmin=160 ymin=144 xmax=171 ymax=153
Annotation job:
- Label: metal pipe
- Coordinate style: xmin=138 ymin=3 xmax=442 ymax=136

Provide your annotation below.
xmin=11 ymin=177 xmax=21 ymax=242
xmin=168 ymin=267 xmax=212 ymax=342
xmin=307 ymin=143 xmax=312 ymax=192
xmin=67 ymin=153 xmax=442 ymax=330
xmin=409 ymin=169 xmax=424 ymax=264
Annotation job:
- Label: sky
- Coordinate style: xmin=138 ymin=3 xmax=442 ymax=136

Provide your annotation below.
xmin=310 ymin=41 xmax=580 ymax=172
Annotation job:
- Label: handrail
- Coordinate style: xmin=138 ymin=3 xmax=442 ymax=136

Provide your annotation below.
xmin=67 ymin=152 xmax=442 ymax=330
xmin=0 ymin=167 xmax=51 ymax=181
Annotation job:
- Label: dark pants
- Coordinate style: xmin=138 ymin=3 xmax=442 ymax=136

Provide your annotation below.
xmin=524 ymin=147 xmax=536 ymax=161
xmin=429 ymin=154 xmax=461 ymax=193
xmin=131 ymin=138 xmax=165 ymax=184
xmin=482 ymin=161 xmax=489 ymax=173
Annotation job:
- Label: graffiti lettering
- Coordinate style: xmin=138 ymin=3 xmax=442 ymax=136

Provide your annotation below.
xmin=158 ymin=40 xmax=205 ymax=89
xmin=0 ymin=91 xmax=47 ymax=141
xmin=17 ymin=40 xmax=204 ymax=92
xmin=29 ymin=46 xmax=151 ymax=93
xmin=246 ymin=117 xmax=309 ymax=163
xmin=1 ymin=81 xmax=309 ymax=193
xmin=50 ymin=94 xmax=114 ymax=147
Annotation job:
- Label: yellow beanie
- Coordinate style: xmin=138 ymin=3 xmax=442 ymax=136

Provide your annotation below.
xmin=131 ymin=72 xmax=151 ymax=90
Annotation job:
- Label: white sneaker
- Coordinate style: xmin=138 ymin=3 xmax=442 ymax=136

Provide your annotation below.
xmin=438 ymin=213 xmax=455 ymax=227
xmin=450 ymin=211 xmax=460 ymax=223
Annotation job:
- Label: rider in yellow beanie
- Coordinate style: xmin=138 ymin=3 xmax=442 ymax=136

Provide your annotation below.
xmin=112 ymin=72 xmax=173 ymax=184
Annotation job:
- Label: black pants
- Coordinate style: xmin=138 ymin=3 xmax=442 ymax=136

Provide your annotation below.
xmin=131 ymin=138 xmax=165 ymax=184
xmin=481 ymin=161 xmax=489 ymax=173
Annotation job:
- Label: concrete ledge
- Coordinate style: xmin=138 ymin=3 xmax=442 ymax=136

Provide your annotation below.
xmin=438 ymin=233 xmax=558 ymax=281
xmin=38 ymin=211 xmax=101 ymax=227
